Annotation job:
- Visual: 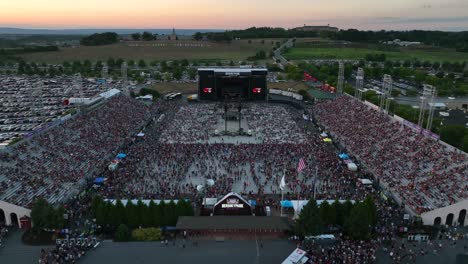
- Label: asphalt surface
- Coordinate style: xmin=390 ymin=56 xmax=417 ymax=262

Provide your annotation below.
xmin=81 ymin=239 xmax=296 ymax=264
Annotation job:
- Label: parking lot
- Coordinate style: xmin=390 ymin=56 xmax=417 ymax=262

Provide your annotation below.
xmin=0 ymin=75 xmax=121 ymax=144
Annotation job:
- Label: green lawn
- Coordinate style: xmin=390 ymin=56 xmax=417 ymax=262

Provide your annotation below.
xmin=20 ymin=39 xmax=284 ymax=63
xmin=284 ymin=47 xmax=468 ymax=62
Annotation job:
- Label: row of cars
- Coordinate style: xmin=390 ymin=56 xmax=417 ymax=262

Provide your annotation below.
xmin=0 ymin=75 xmax=115 ymax=144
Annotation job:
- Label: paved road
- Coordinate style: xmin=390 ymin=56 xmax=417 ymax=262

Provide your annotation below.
xmin=81 ymin=239 xmax=296 ymax=264
xmin=0 ymin=230 xmax=53 ymax=264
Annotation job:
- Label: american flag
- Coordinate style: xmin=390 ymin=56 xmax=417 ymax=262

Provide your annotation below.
xmin=297 ymin=158 xmax=306 ymax=172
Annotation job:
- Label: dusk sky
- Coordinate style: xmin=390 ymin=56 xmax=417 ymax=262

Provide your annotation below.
xmin=1 ymin=0 xmax=468 ymax=31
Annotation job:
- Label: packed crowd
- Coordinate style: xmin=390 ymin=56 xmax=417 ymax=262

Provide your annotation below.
xmin=0 ymin=95 xmax=153 ymax=207
xmin=39 ymin=236 xmax=98 ymax=264
xmin=313 ymin=95 xmax=468 ymax=214
xmin=98 ymin=101 xmax=368 ymax=204
xmin=158 ymin=103 xmax=306 ymax=144
xmin=0 ymin=224 xmax=8 ymax=247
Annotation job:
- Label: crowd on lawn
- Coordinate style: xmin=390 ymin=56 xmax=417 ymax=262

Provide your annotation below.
xmin=98 ymin=101 xmax=371 ymax=205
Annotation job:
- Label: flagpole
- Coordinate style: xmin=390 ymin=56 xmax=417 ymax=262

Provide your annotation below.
xmin=313 ymin=165 xmax=318 ymax=200
xmin=281 ymin=189 xmax=284 ymax=217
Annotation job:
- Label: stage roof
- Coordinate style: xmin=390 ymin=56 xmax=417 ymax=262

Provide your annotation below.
xmin=176 ymin=216 xmax=292 ymax=230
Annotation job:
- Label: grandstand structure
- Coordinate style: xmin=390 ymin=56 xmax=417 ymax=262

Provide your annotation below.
xmin=314 ymin=95 xmax=467 ymax=226
xmin=0 ymin=91 xmax=151 ymax=227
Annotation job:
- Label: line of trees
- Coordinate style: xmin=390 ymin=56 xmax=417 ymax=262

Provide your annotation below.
xmin=131 ymin=32 xmax=159 ymax=41
xmin=80 ymin=32 xmax=119 ymax=46
xmin=295 ymin=197 xmax=377 ymax=240
xmin=91 ymin=196 xmax=194 ymax=233
xmin=0 ymin=45 xmax=58 ymax=55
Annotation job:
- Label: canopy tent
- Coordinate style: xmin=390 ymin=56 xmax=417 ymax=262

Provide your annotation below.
xmin=305 ymin=234 xmax=336 ymax=240
xmin=280 ymin=200 xmax=294 ymax=208
xmin=136 ymin=132 xmax=145 ymax=137
xmin=116 ymin=153 xmax=127 ymax=159
xmin=94 ymin=177 xmax=106 ymax=184
xmin=359 ymin=179 xmax=373 ymax=185
xmin=320 ymin=132 xmax=328 ymax=137
xmin=202 ymin=198 xmax=218 ymax=206
xmin=347 ymin=163 xmax=358 ymax=171
xmin=338 ymin=153 xmax=349 ymax=159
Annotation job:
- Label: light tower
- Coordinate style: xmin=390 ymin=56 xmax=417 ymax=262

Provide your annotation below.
xmin=383 ymin=75 xmax=393 ymax=113
xmin=31 ymin=80 xmax=44 ymax=118
xmin=101 ymin=63 xmax=108 ymax=80
xmin=355 ymin=67 xmax=364 ymax=100
xmin=425 ymin=85 xmax=437 ymax=131
xmin=73 ymin=73 xmax=83 ymax=97
xmin=337 ymin=61 xmax=344 ymax=94
xmin=418 ymin=84 xmax=435 ymax=128
xmin=121 ymin=62 xmax=129 ymax=95
xmin=379 ymin=74 xmax=392 ymax=113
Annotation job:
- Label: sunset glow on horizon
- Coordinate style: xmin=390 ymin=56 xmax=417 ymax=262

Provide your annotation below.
xmin=1 ymin=0 xmax=468 ymax=30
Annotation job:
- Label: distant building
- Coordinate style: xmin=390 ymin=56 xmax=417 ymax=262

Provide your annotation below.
xmin=384 ymin=39 xmax=422 ymax=47
xmin=169 ymin=28 xmax=178 ymax=41
xmin=295 ymin=24 xmax=338 ymax=32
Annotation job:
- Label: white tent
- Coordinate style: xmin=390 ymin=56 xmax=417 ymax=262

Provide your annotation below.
xmin=359 ymin=179 xmax=373 ymax=185
xmin=347 ymin=163 xmax=358 ymax=171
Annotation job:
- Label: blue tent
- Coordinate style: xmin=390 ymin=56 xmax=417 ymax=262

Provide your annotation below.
xmin=339 ymin=153 xmax=349 ymax=159
xmin=281 ymin=200 xmax=294 ymax=208
xmin=94 ymin=177 xmax=106 ymax=184
xmin=116 ymin=153 xmax=127 ymax=159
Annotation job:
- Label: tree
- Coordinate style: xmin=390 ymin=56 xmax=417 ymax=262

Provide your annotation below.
xmin=80 ymin=32 xmax=118 ymax=46
xmin=296 ymin=199 xmax=323 ymax=237
xmin=463 ymin=135 xmax=468 ymax=152
xmin=126 ymin=201 xmax=139 ymax=228
xmin=115 ymin=224 xmax=130 ymax=241
xmin=436 ymin=71 xmax=445 ymax=78
xmin=138 ymin=59 xmax=146 ymax=68
xmin=107 ymin=57 xmax=115 ymax=68
xmin=193 ymin=32 xmax=203 ymax=41
xmin=31 ymin=198 xmax=49 ymax=231
xmin=131 ymin=33 xmax=141 ymax=41
xmin=188 ymin=68 xmax=197 ymax=80
xmin=319 ymin=201 xmax=336 ymax=226
xmin=345 ymin=202 xmax=372 ymax=240
xmin=440 ymin=125 xmax=466 ymax=149
xmin=142 ymin=31 xmax=154 ymax=41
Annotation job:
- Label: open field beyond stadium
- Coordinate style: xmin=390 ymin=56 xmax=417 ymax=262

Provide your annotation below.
xmin=284 ymin=46 xmax=468 ymax=62
xmin=19 ymin=39 xmax=283 ymax=63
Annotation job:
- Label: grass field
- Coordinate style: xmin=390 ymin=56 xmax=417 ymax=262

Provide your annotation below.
xmin=20 ymin=39 xmax=288 ymax=63
xmin=150 ymin=81 xmax=309 ymax=95
xmin=284 ymin=46 xmax=468 ymax=62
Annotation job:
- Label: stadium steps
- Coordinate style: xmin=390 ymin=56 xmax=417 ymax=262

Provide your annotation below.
xmin=0 ymin=182 xmax=22 ymax=200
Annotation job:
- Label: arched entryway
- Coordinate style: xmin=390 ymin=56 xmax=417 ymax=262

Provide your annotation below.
xmin=458 ymin=209 xmax=467 ymax=226
xmin=0 ymin=209 xmax=6 ymax=224
xmin=10 ymin=213 xmax=18 ymax=227
xmin=445 ymin=213 xmax=454 ymax=226
xmin=433 ymin=217 xmax=441 ymax=226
